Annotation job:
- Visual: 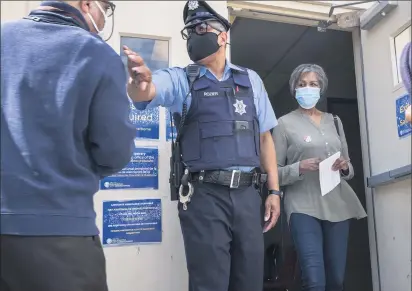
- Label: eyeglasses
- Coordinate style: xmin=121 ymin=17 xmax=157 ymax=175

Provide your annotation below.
xmin=180 ymin=21 xmax=222 ymax=40
xmin=99 ymin=0 xmax=116 ymax=17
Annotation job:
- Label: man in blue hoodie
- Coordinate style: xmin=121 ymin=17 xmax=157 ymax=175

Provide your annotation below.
xmin=0 ymin=1 xmax=135 ymax=290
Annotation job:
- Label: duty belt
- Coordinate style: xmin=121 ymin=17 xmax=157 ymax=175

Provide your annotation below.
xmin=191 ymin=170 xmax=267 ymax=188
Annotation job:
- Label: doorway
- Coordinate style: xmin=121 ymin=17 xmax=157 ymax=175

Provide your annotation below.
xmin=230 ymin=17 xmax=373 ymax=291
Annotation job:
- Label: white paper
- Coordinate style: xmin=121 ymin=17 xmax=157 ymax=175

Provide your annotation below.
xmin=319 ymin=151 xmax=341 ymax=196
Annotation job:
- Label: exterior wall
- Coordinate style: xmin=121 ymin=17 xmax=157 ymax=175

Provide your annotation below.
xmin=360 ymin=1 xmax=412 ymax=291
xmin=0 ymin=1 xmax=40 ymax=21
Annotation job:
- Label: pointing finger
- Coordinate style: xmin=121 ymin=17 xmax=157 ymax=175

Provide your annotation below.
xmin=122 ymin=45 xmax=133 ymax=55
xmin=123 ymin=46 xmax=140 ymax=57
xmin=127 ymin=54 xmax=145 ymax=66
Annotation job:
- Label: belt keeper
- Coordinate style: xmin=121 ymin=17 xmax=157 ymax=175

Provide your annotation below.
xmin=252 ymin=173 xmax=258 ymax=185
xmin=198 ymin=170 xmax=205 ymax=184
xmin=181 ymin=169 xmax=190 ymax=186
xmin=260 ymin=174 xmax=268 ymax=184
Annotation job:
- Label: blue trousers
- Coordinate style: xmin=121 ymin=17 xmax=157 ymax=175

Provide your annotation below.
xmin=290 ymin=213 xmax=350 ymax=291
xmin=178 ymin=182 xmax=264 ymax=291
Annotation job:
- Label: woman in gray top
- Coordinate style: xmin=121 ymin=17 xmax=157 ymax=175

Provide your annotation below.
xmin=272 ymin=64 xmax=367 ymax=291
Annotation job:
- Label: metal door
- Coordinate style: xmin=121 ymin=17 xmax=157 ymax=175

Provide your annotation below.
xmin=358 ymin=1 xmax=411 ymax=291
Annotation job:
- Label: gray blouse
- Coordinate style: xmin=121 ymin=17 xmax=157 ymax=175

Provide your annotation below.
xmin=273 ymin=110 xmax=367 ymax=222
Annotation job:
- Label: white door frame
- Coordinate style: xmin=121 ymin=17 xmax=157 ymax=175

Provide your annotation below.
xmin=227 ymin=2 xmax=380 ymax=290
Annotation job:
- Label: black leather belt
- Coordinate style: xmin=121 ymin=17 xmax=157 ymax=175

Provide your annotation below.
xmin=191 ymin=170 xmax=267 ymax=188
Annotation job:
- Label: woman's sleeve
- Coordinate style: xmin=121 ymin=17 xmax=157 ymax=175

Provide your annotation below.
xmin=272 ymin=119 xmax=304 ymax=186
xmin=337 ymin=116 xmax=355 ymax=180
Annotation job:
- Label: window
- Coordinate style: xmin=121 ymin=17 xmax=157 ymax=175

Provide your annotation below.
xmin=120 ymin=36 xmax=169 ymax=74
xmin=391 ymin=25 xmax=411 ymax=86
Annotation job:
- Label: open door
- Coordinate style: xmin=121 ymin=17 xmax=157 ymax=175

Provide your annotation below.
xmin=229 ymin=1 xmax=410 ymax=291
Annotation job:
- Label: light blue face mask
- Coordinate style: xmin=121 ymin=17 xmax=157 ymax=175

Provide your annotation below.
xmin=295 ymin=87 xmax=321 ymax=109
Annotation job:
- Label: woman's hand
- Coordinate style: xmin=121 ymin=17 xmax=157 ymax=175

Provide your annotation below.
xmin=332 ymin=157 xmax=349 ymax=171
xmin=299 ymin=158 xmax=321 ymax=173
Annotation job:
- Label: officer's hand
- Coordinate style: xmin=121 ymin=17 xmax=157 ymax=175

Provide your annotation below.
xmin=123 ymin=45 xmax=152 ymax=92
xmin=263 ymin=194 xmax=280 ymax=233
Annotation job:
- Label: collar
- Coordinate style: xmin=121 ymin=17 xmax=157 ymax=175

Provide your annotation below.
xmin=29 ymin=1 xmax=90 ymax=31
xmin=198 ymin=60 xmax=245 ymax=81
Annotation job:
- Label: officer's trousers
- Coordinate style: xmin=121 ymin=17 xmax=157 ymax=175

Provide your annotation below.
xmin=178 ymin=181 xmax=264 ymax=291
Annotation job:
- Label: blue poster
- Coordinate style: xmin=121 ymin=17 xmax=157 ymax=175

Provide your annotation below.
xmin=395 ymin=94 xmax=411 ymax=138
xmin=130 ymin=103 xmax=159 ymax=140
xmin=166 ymin=108 xmax=177 ymax=142
xmin=100 ymin=147 xmax=158 ymax=190
xmin=102 ymin=199 xmax=162 ymax=246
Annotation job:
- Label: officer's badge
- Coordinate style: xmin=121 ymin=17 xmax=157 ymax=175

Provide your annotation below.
xmin=233 ymin=99 xmax=247 ymax=116
xmin=188 ymin=1 xmax=199 ymax=10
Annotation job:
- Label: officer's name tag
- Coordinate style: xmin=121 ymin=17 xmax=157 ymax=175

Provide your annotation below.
xmin=204 ymin=91 xmax=219 ymax=97
xmin=201 ymin=89 xmax=250 ymax=98
xmin=203 ymin=91 xmax=224 ymax=97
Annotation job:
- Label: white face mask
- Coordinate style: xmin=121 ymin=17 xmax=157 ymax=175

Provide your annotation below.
xmin=87 ymin=1 xmax=107 ymax=38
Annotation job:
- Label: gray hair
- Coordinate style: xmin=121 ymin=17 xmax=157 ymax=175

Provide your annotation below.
xmin=289 ymin=64 xmax=328 ymax=96
xmin=208 ymin=20 xmax=226 ymax=32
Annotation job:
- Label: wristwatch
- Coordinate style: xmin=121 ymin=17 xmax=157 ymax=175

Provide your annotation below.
xmin=268 ymin=189 xmax=283 ymax=199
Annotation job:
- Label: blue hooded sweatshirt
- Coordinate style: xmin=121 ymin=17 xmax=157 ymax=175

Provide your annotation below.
xmin=1 ymin=1 xmax=135 ymax=236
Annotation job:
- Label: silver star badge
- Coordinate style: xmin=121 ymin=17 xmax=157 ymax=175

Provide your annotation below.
xmin=188 ymin=1 xmax=199 ymax=11
xmin=233 ymin=99 xmax=247 ymax=116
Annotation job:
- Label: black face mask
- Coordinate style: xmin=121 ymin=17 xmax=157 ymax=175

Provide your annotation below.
xmin=187 ymin=32 xmax=220 ymax=62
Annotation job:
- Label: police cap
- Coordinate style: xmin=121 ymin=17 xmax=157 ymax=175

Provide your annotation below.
xmin=183 ymin=1 xmax=231 ymax=31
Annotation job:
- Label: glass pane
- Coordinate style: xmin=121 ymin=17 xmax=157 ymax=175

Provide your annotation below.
xmin=394 ymin=26 xmax=411 ymax=84
xmin=120 ymin=36 xmax=169 ymax=74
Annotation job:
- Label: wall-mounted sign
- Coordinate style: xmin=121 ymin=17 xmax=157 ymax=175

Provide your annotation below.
xmin=165 ymin=108 xmax=177 ymax=142
xmin=395 ymin=94 xmax=411 ymax=138
xmin=102 ymin=198 xmax=162 ymax=246
xmin=100 ymin=147 xmax=158 ymax=190
xmin=130 ymin=103 xmax=159 ymax=140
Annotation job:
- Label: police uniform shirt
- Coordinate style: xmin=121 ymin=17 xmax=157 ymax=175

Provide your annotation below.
xmin=133 ymin=62 xmax=278 ymax=172
xmin=273 ymin=110 xmax=367 ymax=222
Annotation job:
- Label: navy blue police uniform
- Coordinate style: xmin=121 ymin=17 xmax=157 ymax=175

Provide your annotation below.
xmin=169 ymin=2 xmax=272 ymax=291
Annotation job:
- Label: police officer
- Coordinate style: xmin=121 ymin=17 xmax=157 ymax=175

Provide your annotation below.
xmin=124 ymin=1 xmax=282 ymax=290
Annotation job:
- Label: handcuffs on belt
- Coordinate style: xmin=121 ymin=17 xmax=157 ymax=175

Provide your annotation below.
xmin=179 ymin=169 xmax=194 ymax=210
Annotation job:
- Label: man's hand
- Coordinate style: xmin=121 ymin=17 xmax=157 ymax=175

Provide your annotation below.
xmin=263 ymin=194 xmax=281 ymax=233
xmin=123 ymin=45 xmax=152 ymax=93
xmin=406 ymin=104 xmax=411 ymax=123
